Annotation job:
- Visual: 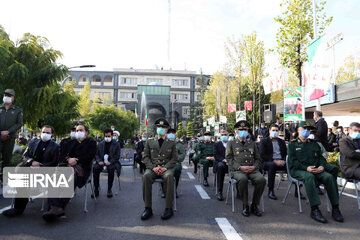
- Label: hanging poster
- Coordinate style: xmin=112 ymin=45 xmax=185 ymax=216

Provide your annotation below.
xmin=284 ymin=87 xmax=304 ymax=121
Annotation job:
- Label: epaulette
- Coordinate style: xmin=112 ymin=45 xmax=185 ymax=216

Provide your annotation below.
xmin=291 ymin=139 xmax=297 ymax=142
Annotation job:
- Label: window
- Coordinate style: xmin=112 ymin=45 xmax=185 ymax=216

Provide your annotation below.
xmin=172 ymin=79 xmax=188 ymax=86
xmin=119 ymin=92 xmax=137 ymax=99
xmin=79 ymin=75 xmax=89 ymax=82
xmin=104 ymin=75 xmax=113 ymax=83
xmin=172 ymin=93 xmax=188 ymax=100
xmin=92 ymin=75 xmax=101 ymax=82
xmin=146 ymin=78 xmax=163 ymax=85
xmin=120 ymin=77 xmax=137 ymax=85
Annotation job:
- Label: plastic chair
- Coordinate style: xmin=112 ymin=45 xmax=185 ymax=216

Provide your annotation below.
xmin=338 ymin=155 xmax=360 ymax=210
xmin=154 ymin=177 xmax=177 ymax=211
xmin=119 ymin=148 xmax=136 ymax=183
xmin=84 ymin=162 xmax=97 ymax=213
xmin=263 ymin=169 xmax=287 ymax=190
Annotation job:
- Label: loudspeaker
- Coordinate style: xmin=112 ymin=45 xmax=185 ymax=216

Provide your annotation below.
xmin=263 ymin=104 xmax=276 ymax=123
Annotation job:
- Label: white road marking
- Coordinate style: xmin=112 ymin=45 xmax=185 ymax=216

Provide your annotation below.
xmin=215 ymin=218 xmax=243 ymax=240
xmin=195 ymin=185 xmax=210 ymax=199
xmin=182 ymin=165 xmax=188 ymax=169
xmin=187 ymin=172 xmax=195 ymax=180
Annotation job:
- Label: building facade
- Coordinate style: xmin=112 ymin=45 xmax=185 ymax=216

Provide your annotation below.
xmin=69 ymin=68 xmax=209 ymax=129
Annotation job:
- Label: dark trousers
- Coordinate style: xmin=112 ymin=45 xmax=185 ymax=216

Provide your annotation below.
xmin=189 ymin=152 xmax=194 ymax=164
xmin=135 ymin=155 xmax=146 ymax=173
xmin=48 ymin=169 xmax=90 ymax=209
xmin=0 ymin=137 xmax=15 ymax=178
xmin=14 ymin=198 xmax=29 ymax=210
xmin=93 ymin=163 xmax=116 ymax=191
xmin=263 ymin=161 xmax=286 ymax=190
xmin=216 ymin=161 xmax=228 ymax=193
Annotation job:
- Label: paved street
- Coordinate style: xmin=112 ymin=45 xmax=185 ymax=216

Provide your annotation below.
xmin=1 ymin=155 xmax=360 ymax=240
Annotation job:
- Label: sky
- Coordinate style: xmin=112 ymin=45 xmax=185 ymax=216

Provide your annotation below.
xmin=0 ymin=0 xmax=359 ymax=75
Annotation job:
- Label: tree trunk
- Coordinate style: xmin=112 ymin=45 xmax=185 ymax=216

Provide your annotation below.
xmin=253 ymin=90 xmax=256 ymax=131
xmin=297 ymin=44 xmax=303 ymax=86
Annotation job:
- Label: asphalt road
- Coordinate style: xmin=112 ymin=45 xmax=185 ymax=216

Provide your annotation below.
xmin=0 ymin=155 xmax=359 ymax=240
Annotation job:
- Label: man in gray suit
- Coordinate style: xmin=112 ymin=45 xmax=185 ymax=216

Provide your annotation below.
xmin=339 ymin=122 xmax=360 ymax=179
xmin=93 ymin=128 xmax=121 ymax=198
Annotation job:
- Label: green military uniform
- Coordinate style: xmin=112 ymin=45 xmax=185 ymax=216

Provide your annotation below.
xmin=288 ymin=137 xmax=339 ymax=207
xmin=174 ymin=141 xmax=185 ymax=188
xmin=142 ymin=137 xmax=178 ymax=209
xmin=0 ymin=95 xmax=23 ymax=176
xmin=199 ymin=141 xmax=214 ymax=179
xmin=226 ymin=138 xmax=266 ymax=206
xmin=193 ymin=139 xmax=202 ymax=172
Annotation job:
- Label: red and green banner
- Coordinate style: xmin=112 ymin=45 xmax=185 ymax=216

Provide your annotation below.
xmin=145 ymin=111 xmax=148 ymax=126
xmin=244 ymin=101 xmax=252 ymax=111
xmin=284 ymin=87 xmax=303 ymax=122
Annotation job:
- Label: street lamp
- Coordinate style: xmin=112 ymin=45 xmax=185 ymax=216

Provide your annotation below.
xmin=61 ymin=65 xmax=96 ymax=86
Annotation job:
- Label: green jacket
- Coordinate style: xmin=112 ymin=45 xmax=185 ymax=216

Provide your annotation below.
xmin=176 ymin=141 xmax=185 ymax=163
xmin=287 ymin=138 xmax=327 ymax=174
xmin=199 ymin=141 xmax=214 ymax=161
xmin=143 ymin=137 xmax=178 ymax=170
xmin=0 ymin=104 xmax=23 ymax=137
xmin=193 ymin=141 xmax=202 ymax=161
xmin=226 ymin=138 xmax=261 ymax=172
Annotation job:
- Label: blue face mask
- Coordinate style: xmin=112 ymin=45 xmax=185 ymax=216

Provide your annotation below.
xmin=313 ymin=117 xmax=317 ymax=122
xmin=167 ymin=133 xmax=175 ymax=140
xmin=220 ymin=136 xmax=228 ymax=142
xmin=199 ymin=137 xmax=203 ymax=141
xmin=229 ymin=136 xmax=234 ymax=141
xmin=142 ymin=137 xmax=147 ymax=141
xmin=301 ymin=129 xmax=310 ymax=138
xmin=255 ymin=126 xmax=259 ymax=130
xmin=238 ymin=130 xmax=248 ymax=139
xmin=271 ymin=131 xmax=279 ymax=138
xmin=261 ymin=125 xmax=265 ymax=129
xmin=157 ymin=127 xmax=166 ymax=136
xmin=351 ymin=131 xmax=360 ymax=140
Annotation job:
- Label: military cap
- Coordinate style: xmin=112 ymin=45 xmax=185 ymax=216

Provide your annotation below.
xmin=297 ymin=121 xmax=311 ymax=129
xmin=167 ymin=128 xmax=176 ymax=133
xmin=229 ymin=133 xmax=234 ymax=137
xmin=234 ymin=120 xmax=250 ymax=130
xmin=204 ymin=131 xmax=211 ymax=136
xmin=197 ymin=133 xmax=201 ymax=137
xmin=4 ymin=89 xmax=15 ymax=96
xmin=154 ymin=118 xmax=170 ymax=127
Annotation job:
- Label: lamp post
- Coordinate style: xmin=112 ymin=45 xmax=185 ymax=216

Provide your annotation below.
xmin=61 ymin=65 xmax=96 ymax=86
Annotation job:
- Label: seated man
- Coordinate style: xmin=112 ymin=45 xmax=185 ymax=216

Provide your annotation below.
xmin=259 ymin=124 xmax=287 ymax=200
xmin=113 ymin=130 xmax=124 ymax=149
xmin=339 ymin=122 xmax=360 ymax=179
xmin=135 ymin=133 xmax=147 ymax=174
xmin=199 ymin=132 xmax=214 ymax=187
xmin=42 ymin=124 xmax=97 ymax=222
xmin=288 ymin=121 xmax=343 ymax=223
xmin=192 ymin=133 xmax=203 ymax=174
xmin=92 ymin=128 xmax=121 ymax=198
xmin=141 ymin=118 xmax=177 ymax=220
xmin=226 ymin=120 xmax=266 ymax=217
xmin=3 ymin=125 xmax=59 ymax=217
xmin=214 ymin=130 xmax=229 ymax=201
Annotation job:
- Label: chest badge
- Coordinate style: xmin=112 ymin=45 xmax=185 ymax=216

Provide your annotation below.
xmin=296 ymin=148 xmax=302 ymax=151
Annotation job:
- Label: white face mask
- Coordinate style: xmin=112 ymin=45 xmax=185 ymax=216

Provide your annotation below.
xmin=104 ymin=137 xmax=112 ymax=142
xmin=70 ymin=132 xmax=76 ymax=139
xmin=41 ymin=133 xmax=51 ymax=142
xmin=3 ymin=96 xmax=12 ymax=104
xmin=308 ymin=134 xmax=315 ymax=140
xmin=204 ymin=136 xmax=211 ymax=141
xmin=75 ymin=131 xmax=85 ymax=140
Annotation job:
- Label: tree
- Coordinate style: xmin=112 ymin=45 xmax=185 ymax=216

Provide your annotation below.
xmin=336 ymin=55 xmax=360 ymax=84
xmin=186 ymin=122 xmax=194 ymax=137
xmin=189 ymin=71 xmax=207 ymax=134
xmin=177 ymin=122 xmax=186 ymax=138
xmin=78 ymin=81 xmax=92 ymax=117
xmin=275 ymin=0 xmax=332 ymax=85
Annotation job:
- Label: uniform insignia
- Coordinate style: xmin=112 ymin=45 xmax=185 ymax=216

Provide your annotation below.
xmin=160 ymin=121 xmax=164 ymax=125
xmin=236 ymin=151 xmax=240 ymax=154
xmin=241 ymin=122 xmax=245 ymax=127
xmin=296 ymin=148 xmax=302 ymax=150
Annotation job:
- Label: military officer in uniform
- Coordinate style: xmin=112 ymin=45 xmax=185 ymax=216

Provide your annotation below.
xmin=199 ymin=132 xmax=214 ymax=187
xmin=226 ymin=120 xmax=266 ymax=217
xmin=288 ymin=121 xmax=343 ymax=223
xmin=0 ymin=89 xmax=23 ymax=179
xmin=141 ymin=118 xmax=178 ymax=220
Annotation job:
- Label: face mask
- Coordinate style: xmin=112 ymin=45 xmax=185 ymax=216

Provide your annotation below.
xmin=271 ymin=131 xmax=279 ymax=138
xmin=75 ymin=131 xmax=85 ymax=140
xmin=157 ymin=127 xmax=166 ymax=136
xmin=111 ymin=127 xmax=115 ymax=131
xmin=167 ymin=133 xmax=175 ymax=140
xmin=344 ymin=131 xmax=349 ymax=135
xmin=308 ymin=134 xmax=315 ymax=140
xmin=337 ymin=129 xmax=342 ymax=133
xmin=70 ymin=132 xmax=76 ymax=139
xmin=238 ymin=130 xmax=248 ymax=139
xmin=104 ymin=137 xmax=112 ymax=142
xmin=3 ymin=96 xmax=12 ymax=104
xmin=113 ymin=136 xmax=118 ymax=140
xmin=300 ymin=129 xmax=310 ymax=138
xmin=142 ymin=137 xmax=147 ymax=141
xmin=221 ymin=136 xmax=228 ymax=142
xmin=41 ymin=133 xmax=51 ymax=142
xmin=351 ymin=131 xmax=360 ymax=140
xmin=204 ymin=136 xmax=211 ymax=141
xmin=255 ymin=126 xmax=259 ymax=130
xmin=199 ymin=137 xmax=203 ymax=141
xmin=261 ymin=125 xmax=265 ymax=129
xmin=313 ymin=117 xmax=317 ymax=122
xmin=229 ymin=136 xmax=234 ymax=141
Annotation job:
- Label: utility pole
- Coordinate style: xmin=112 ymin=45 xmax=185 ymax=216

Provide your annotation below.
xmin=167 ymin=0 xmax=171 ymax=68
xmin=313 ymin=0 xmax=321 ymax=111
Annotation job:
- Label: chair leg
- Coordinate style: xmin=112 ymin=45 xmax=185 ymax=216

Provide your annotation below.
xmin=231 ymin=182 xmax=235 ymax=213
xmin=325 ymin=189 xmax=330 ymax=213
xmin=282 ymin=181 xmax=292 ymax=204
xmin=84 ymin=184 xmax=88 ymax=213
xmin=90 ymin=182 xmax=97 ymax=203
xmin=225 ymin=182 xmax=230 ymax=205
xmin=133 ymin=168 xmax=136 ymax=181
xmin=261 ymin=193 xmax=264 ymax=213
xmin=41 ymin=198 xmax=45 ymax=212
xmin=173 ymin=179 xmax=177 ymax=212
xmin=276 ymin=173 xmax=282 ymax=190
xmin=297 ymin=183 xmax=302 ymax=213
xmin=11 ymin=198 xmax=14 ymax=208
xmin=214 ymin=174 xmax=217 ymax=194
xmin=339 ymin=180 xmax=347 ymax=197
xmin=354 ymin=180 xmax=360 ymax=210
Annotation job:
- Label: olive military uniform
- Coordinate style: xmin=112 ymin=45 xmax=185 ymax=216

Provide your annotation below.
xmin=288 ymin=138 xmax=339 ymax=207
xmin=142 ymin=137 xmax=178 ymax=208
xmin=226 ymin=138 xmax=266 ymax=206
xmin=199 ymin=141 xmax=214 ymax=178
xmin=193 ymin=140 xmax=202 ymax=173
xmin=174 ymin=141 xmax=185 ymax=188
xmin=0 ymin=103 xmax=23 ymax=175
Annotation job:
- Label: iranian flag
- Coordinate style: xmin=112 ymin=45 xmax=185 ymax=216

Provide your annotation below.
xmin=145 ymin=111 xmax=148 ymax=126
xmin=135 ymin=106 xmax=138 ymax=118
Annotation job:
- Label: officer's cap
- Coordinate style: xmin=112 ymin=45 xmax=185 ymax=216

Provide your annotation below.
xmin=297 ymin=121 xmax=311 ymax=129
xmin=204 ymin=131 xmax=211 ymax=136
xmin=4 ymin=89 xmax=15 ymax=96
xmin=154 ymin=118 xmax=170 ymax=128
xmin=234 ymin=120 xmax=250 ymax=130
xmin=167 ymin=128 xmax=176 ymax=133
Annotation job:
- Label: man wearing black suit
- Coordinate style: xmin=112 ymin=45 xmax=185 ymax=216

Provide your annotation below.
xmin=135 ymin=133 xmax=147 ymax=174
xmin=314 ymin=111 xmax=331 ymax=152
xmin=3 ymin=125 xmax=60 ymax=217
xmin=259 ymin=124 xmax=287 ymax=200
xmin=93 ymin=128 xmax=121 ymax=198
xmin=214 ymin=130 xmax=229 ymax=201
xmin=339 ymin=122 xmax=360 ymax=179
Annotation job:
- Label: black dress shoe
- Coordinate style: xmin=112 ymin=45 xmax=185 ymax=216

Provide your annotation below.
xmin=91 ymin=189 xmax=99 ymax=198
xmin=216 ymin=192 xmax=224 ymax=201
xmin=2 ymin=208 xmax=24 ymax=217
xmin=310 ymin=208 xmax=327 ymax=223
xmin=250 ymin=204 xmax=262 ymax=217
xmin=161 ymin=208 xmax=173 ymax=220
xmin=203 ymin=179 xmax=209 ymax=187
xmin=107 ymin=190 xmax=113 ymax=198
xmin=294 ymin=189 xmax=306 ymax=200
xmin=332 ymin=208 xmax=344 ymax=222
xmin=268 ymin=190 xmax=277 ymax=200
xmin=242 ymin=205 xmax=250 ymax=217
xmin=141 ymin=208 xmax=153 ymax=220
xmin=42 ymin=207 xmax=65 ymax=222
xmin=317 ymin=187 xmax=324 ymax=195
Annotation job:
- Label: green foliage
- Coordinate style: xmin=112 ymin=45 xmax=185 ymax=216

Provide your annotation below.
xmin=9 ymin=153 xmax=22 ymax=167
xmin=177 ymin=122 xmax=186 ymax=138
xmin=88 ymin=105 xmax=139 ymax=140
xmin=226 ymin=112 xmax=236 ymax=134
xmin=186 ymin=122 xmax=194 ymax=137
xmin=78 ymin=81 xmax=92 ymax=117
xmin=189 ymin=71 xmax=207 ymax=135
xmin=336 ymin=55 xmax=360 ymax=84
